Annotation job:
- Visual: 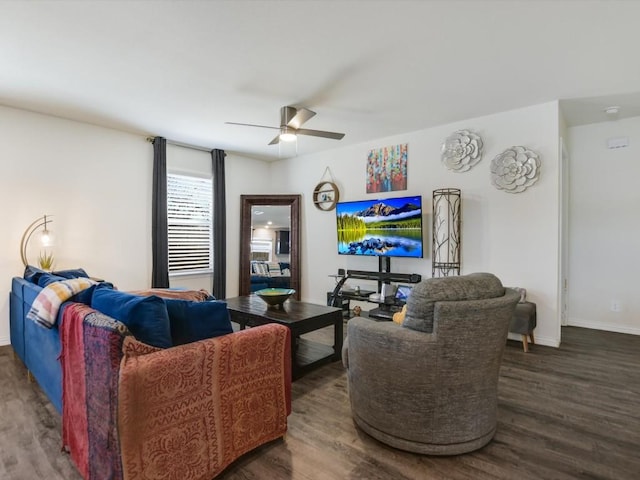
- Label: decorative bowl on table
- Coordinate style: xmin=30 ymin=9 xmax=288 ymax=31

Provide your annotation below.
xmin=255 ymin=288 xmax=296 ymax=308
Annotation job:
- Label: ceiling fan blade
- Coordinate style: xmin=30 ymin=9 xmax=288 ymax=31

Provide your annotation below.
xmin=225 ymin=122 xmax=280 ymax=130
xmin=286 ymin=107 xmax=316 ymax=129
xmin=296 ymin=128 xmax=345 ymax=140
xmin=268 ymin=135 xmax=280 ymax=145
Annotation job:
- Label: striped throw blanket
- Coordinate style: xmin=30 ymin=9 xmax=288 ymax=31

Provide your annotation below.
xmin=27 ymin=278 xmax=96 ymax=328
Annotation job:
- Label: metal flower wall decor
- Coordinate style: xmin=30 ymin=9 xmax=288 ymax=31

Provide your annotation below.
xmin=441 ymin=129 xmax=483 ymax=172
xmin=490 ymin=146 xmax=540 ymax=193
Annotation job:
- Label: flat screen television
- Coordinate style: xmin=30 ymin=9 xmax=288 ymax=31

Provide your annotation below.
xmin=336 ymin=195 xmax=423 ymax=258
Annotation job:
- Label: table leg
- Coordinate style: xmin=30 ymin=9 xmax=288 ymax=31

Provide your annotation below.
xmin=333 ymin=314 xmax=343 ymax=361
xmin=291 ymin=331 xmax=301 ymax=380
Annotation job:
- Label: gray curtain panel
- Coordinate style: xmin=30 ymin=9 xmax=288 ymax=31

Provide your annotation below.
xmin=152 ymin=137 xmax=169 ymax=288
xmin=212 ymin=149 xmax=226 ymax=299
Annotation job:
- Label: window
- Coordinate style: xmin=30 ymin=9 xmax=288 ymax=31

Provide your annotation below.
xmin=250 ymin=240 xmax=272 ymax=262
xmin=167 ymin=173 xmax=213 ymax=274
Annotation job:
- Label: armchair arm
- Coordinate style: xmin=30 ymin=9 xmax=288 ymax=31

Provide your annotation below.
xmin=345 ymin=317 xmax=439 ymax=436
xmin=118 ymin=324 xmax=291 ymax=480
xmin=346 ymin=317 xmax=438 ymax=379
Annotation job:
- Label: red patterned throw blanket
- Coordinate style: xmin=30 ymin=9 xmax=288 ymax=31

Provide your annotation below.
xmin=61 ymin=303 xmax=128 ymax=480
xmin=61 ymin=303 xmax=291 ymax=480
xmin=118 ymin=324 xmax=291 ymax=480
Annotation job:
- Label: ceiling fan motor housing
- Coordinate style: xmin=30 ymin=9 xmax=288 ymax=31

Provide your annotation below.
xmin=281 ymin=106 xmax=298 ymax=127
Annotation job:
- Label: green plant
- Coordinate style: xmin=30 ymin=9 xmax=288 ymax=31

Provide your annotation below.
xmin=38 ymin=251 xmax=55 ymax=271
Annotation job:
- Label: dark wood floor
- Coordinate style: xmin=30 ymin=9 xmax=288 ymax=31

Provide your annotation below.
xmin=1 ymin=326 xmax=639 ymax=479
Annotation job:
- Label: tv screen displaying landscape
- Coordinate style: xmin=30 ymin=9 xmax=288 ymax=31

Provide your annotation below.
xmin=336 ymin=195 xmax=423 ymax=258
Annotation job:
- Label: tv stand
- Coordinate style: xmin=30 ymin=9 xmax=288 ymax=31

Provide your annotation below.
xmin=377 ymin=256 xmax=391 ymax=293
xmin=367 ymin=306 xmax=399 ymax=321
xmin=327 ymin=258 xmax=421 ymax=318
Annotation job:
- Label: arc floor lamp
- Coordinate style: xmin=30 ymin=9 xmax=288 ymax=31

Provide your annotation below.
xmin=20 ymin=215 xmax=55 ymax=269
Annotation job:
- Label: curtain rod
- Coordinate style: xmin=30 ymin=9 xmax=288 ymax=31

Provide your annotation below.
xmin=146 ymin=136 xmax=225 ymax=155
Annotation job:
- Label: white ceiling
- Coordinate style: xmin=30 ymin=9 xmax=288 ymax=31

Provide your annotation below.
xmin=2 ymin=0 xmax=640 ymax=161
xmin=252 ymin=205 xmax=291 ymax=230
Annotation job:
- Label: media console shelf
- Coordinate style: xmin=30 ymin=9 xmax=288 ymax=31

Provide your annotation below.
xmin=327 ymin=258 xmax=422 ymax=319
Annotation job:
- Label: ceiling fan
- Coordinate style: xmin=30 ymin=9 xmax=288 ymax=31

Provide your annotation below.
xmin=226 ymin=106 xmax=345 ymax=145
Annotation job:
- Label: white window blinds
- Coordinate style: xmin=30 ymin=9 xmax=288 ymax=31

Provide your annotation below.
xmin=167 ymin=173 xmax=213 ymax=273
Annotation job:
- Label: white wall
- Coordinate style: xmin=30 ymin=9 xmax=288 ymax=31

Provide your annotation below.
xmin=567 ymin=116 xmax=640 ymax=335
xmin=222 ymin=153 xmax=272 ymax=298
xmin=271 ymin=101 xmax=562 ymax=347
xmin=0 ymin=101 xmax=563 ymax=347
xmin=0 ymin=105 xmax=151 ymax=345
xmin=0 ymin=105 xmax=270 ymax=345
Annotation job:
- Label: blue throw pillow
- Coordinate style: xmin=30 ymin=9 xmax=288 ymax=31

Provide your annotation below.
xmin=24 ymin=265 xmax=45 ymax=284
xmin=53 ymin=268 xmax=89 ymax=279
xmin=164 ymin=299 xmax=232 ymax=345
xmin=69 ymin=282 xmax=114 ymax=305
xmin=37 ymin=272 xmax=68 ymax=287
xmin=91 ymin=288 xmax=172 ymax=349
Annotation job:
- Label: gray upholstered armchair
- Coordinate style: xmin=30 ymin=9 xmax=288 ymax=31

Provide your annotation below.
xmin=342 ymin=273 xmax=519 ymax=455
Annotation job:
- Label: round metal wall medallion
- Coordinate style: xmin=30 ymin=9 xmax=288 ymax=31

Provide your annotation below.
xmin=490 ymin=146 xmax=540 ymax=193
xmin=441 ymin=129 xmax=483 ymax=172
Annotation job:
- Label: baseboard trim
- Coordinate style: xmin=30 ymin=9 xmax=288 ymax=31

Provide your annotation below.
xmin=0 ymin=335 xmax=10 ymax=347
xmin=567 ymin=319 xmax=640 ymax=336
xmin=530 ymin=335 xmax=559 ymax=348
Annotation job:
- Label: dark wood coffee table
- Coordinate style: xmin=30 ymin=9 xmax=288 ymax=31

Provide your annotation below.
xmin=224 ymin=295 xmax=343 ymax=380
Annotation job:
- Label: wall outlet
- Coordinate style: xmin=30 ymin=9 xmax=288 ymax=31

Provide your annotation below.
xmin=610 ymin=300 xmax=622 ymax=312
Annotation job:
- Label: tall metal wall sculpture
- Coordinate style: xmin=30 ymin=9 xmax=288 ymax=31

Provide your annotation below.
xmin=432 ymin=188 xmax=461 ymax=277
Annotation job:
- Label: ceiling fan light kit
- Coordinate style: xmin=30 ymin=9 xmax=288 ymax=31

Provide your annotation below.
xmin=279 ymin=126 xmax=297 ymax=143
xmin=226 ymin=106 xmax=345 ymax=146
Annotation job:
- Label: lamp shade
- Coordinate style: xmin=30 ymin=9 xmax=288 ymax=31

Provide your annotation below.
xmin=38 ymin=225 xmax=55 ymax=248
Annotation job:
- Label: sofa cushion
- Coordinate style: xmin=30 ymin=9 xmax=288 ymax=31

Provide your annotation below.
xmin=129 ymin=288 xmax=213 ymax=302
xmin=37 ymin=272 xmax=68 ymax=287
xmin=164 ymin=299 xmax=232 ymax=345
xmin=403 ymin=272 xmax=505 ymax=333
xmin=25 ymin=266 xmax=91 ymax=285
xmin=70 ymin=282 xmax=117 ymax=305
xmin=251 ymin=261 xmax=270 ymax=276
xmin=91 ymin=288 xmax=172 ymax=348
xmin=53 ymin=268 xmax=90 ymax=279
xmin=278 ymin=262 xmax=291 ymax=275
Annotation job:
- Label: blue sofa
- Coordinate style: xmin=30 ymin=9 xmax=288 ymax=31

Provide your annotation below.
xmin=9 ymin=273 xmax=230 ymax=413
xmin=250 ymin=274 xmax=292 ymax=292
xmin=10 ymin=274 xmax=292 ymax=480
xmin=250 ymin=261 xmax=291 ymax=292
xmin=10 ymin=276 xmax=64 ymax=412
